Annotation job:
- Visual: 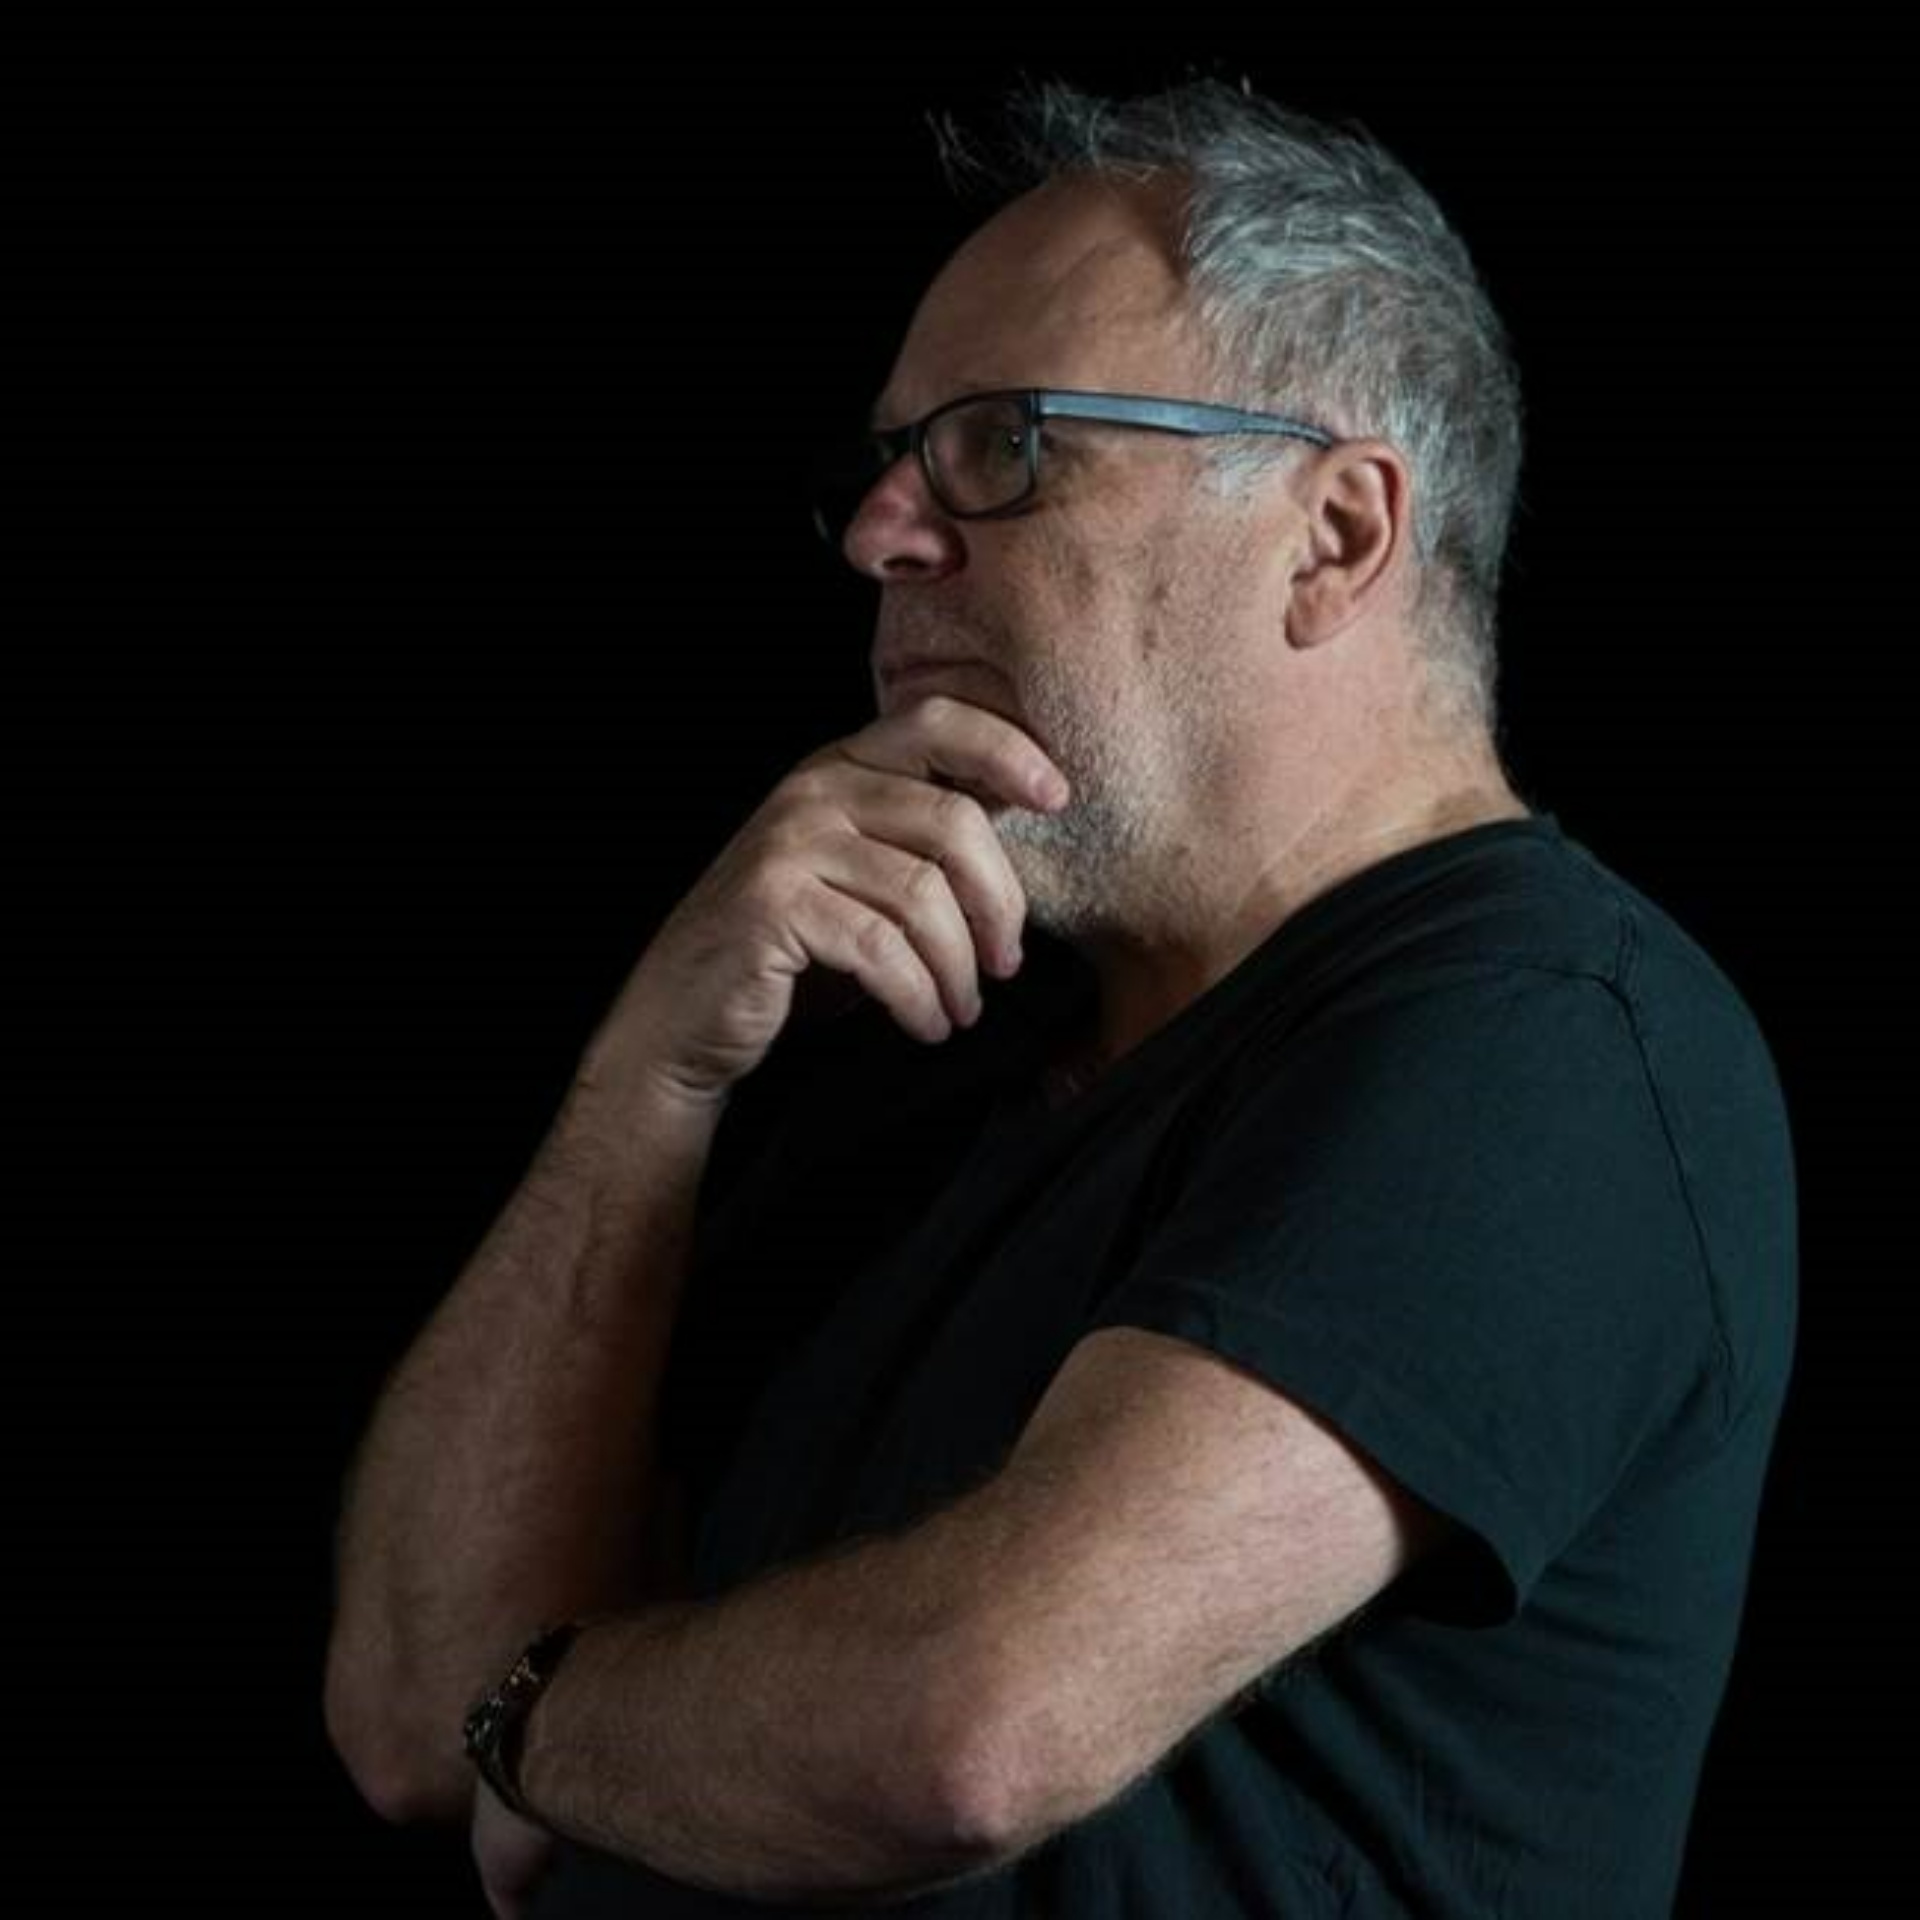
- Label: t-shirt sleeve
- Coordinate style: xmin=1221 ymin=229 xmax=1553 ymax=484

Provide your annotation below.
xmin=1085 ymin=963 xmax=1718 ymax=1624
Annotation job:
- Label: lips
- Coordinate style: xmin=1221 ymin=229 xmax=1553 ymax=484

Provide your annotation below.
xmin=872 ymin=653 xmax=1026 ymax=733
xmin=871 ymin=620 xmax=1011 ymax=714
xmin=871 ymin=643 xmax=1004 ymax=703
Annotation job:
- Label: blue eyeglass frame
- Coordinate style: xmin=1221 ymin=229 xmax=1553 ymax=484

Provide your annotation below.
xmin=813 ymin=386 xmax=1338 ymax=543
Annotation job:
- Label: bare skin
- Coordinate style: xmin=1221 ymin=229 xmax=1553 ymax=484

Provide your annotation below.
xmin=333 ymin=165 xmax=1525 ymax=1906
xmin=325 ymin=697 xmax=1067 ymax=1823
xmin=851 ymin=172 xmax=1525 ymax=1071
xmin=586 ymin=696 xmax=1070 ymax=1098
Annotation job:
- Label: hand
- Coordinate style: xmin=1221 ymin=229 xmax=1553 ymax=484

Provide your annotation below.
xmin=585 ymin=696 xmax=1069 ymax=1102
xmin=470 ymin=1782 xmax=558 ymax=1920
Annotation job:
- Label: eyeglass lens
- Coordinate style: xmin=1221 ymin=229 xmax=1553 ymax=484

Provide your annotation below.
xmin=812 ymin=394 xmax=1035 ymax=544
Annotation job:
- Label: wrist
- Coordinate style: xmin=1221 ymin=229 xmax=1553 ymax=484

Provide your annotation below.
xmin=558 ymin=1022 xmax=732 ymax=1166
xmin=572 ymin=985 xmax=738 ymax=1130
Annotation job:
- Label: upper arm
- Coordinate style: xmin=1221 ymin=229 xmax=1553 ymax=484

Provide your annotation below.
xmin=941 ymin=1324 xmax=1446 ymax=1847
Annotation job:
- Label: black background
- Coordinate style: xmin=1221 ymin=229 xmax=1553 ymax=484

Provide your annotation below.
xmin=22 ymin=16 xmax=1902 ymax=1914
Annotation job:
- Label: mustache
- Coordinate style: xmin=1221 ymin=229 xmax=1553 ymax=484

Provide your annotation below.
xmin=874 ymin=603 xmax=1008 ymax=658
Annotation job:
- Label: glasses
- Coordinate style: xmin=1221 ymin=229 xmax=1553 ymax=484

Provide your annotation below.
xmin=810 ymin=387 xmax=1336 ymax=547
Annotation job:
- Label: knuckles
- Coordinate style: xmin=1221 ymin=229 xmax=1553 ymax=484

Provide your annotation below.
xmin=851 ymin=910 xmax=908 ymax=965
xmin=900 ymin=854 xmax=947 ymax=905
xmin=925 ymin=782 xmax=980 ymax=832
xmin=779 ymin=761 xmax=841 ymax=809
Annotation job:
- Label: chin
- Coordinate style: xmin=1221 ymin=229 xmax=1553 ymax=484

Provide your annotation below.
xmin=993 ymin=812 xmax=1089 ymax=939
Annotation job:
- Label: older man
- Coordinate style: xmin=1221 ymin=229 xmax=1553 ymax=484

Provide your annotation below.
xmin=326 ymin=81 xmax=1795 ymax=1918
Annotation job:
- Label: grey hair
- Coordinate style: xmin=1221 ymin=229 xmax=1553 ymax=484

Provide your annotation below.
xmin=932 ymin=78 xmax=1524 ymax=735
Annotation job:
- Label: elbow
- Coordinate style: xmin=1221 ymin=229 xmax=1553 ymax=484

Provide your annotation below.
xmin=338 ymin=1753 xmax=465 ymax=1829
xmin=913 ymin=1678 xmax=1082 ymax=1873
xmin=323 ymin=1642 xmax=472 ymax=1827
xmin=914 ymin=1638 xmax=1143 ymax=1876
xmin=325 ymin=1701 xmax=471 ymax=1827
xmin=920 ymin=1741 xmax=1028 ymax=1871
xmin=792 ymin=1689 xmax=1029 ymax=1893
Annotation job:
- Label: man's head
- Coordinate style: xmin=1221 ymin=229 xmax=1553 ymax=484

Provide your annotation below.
xmin=919 ymin=79 xmax=1524 ymax=728
xmin=831 ymin=80 xmax=1523 ymax=942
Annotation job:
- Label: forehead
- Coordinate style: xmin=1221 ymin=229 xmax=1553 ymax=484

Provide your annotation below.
xmin=876 ymin=173 xmax=1210 ymax=423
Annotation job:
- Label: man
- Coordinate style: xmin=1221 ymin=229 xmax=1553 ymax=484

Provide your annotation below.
xmin=325 ymin=80 xmax=1796 ymax=1917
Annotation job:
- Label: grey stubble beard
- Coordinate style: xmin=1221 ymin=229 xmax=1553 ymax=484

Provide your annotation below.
xmin=991 ymin=651 xmax=1166 ymax=943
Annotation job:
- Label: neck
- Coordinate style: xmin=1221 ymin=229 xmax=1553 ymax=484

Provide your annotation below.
xmin=1056 ymin=766 xmax=1529 ymax=1079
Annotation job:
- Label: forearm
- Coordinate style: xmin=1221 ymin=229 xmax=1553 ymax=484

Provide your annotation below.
xmin=328 ymin=698 xmax=1061 ymax=1831
xmin=517 ymin=1521 xmax=1021 ymax=1904
xmin=326 ymin=1050 xmax=723 ymax=1820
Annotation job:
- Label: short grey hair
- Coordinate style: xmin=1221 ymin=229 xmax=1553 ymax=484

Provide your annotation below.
xmin=932 ymin=78 xmax=1524 ymax=735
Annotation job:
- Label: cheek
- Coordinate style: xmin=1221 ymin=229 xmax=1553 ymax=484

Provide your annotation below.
xmin=1024 ymin=516 xmax=1102 ymax=594
xmin=1129 ymin=546 xmax=1217 ymax=660
xmin=999 ymin=504 xmax=1224 ymax=672
xmin=1005 ymin=530 xmax=1118 ymax=654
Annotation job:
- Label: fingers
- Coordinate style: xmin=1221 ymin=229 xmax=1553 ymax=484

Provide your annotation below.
xmin=835 ymin=694 xmax=1071 ymax=816
xmin=607 ymin=696 xmax=1072 ymax=1094
xmin=823 ymin=693 xmax=1070 ymax=978
xmin=787 ymin=872 xmax=965 ymax=1045
xmin=470 ymin=1782 xmax=555 ymax=1920
xmin=748 ymin=697 xmax=1069 ymax=1048
xmin=775 ymin=763 xmax=1031 ymax=984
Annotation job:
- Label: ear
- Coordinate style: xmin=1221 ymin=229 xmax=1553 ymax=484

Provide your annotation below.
xmin=1283 ymin=440 xmax=1410 ymax=650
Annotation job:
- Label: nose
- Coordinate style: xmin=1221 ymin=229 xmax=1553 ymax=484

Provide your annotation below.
xmin=841 ymin=454 xmax=965 ymax=583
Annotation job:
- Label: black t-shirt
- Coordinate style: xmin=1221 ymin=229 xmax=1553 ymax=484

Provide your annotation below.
xmin=534 ymin=815 xmax=1797 ymax=1918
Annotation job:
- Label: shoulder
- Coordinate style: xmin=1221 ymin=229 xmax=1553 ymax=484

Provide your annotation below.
xmin=1232 ymin=815 xmax=1782 ymax=1077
